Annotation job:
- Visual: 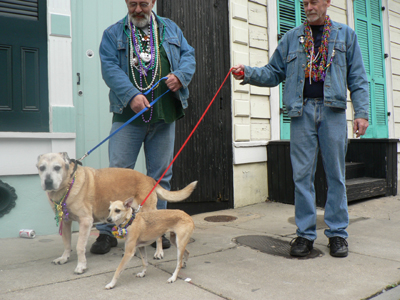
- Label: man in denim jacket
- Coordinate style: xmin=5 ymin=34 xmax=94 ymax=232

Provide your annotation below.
xmin=233 ymin=0 xmax=368 ymax=257
xmin=90 ymin=0 xmax=195 ymax=254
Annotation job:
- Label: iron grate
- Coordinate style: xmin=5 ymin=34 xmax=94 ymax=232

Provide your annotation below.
xmin=204 ymin=215 xmax=237 ymax=222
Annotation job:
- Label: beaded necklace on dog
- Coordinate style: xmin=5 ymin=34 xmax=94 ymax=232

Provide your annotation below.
xmin=128 ymin=12 xmax=165 ymax=122
xmin=303 ymin=15 xmax=335 ymax=83
xmin=49 ymin=174 xmax=76 ymax=235
xmin=111 ymin=210 xmax=136 ymax=239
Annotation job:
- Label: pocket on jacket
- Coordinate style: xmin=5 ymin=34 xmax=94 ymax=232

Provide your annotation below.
xmin=165 ymin=36 xmax=181 ymax=62
xmin=117 ymin=39 xmax=128 ymax=73
xmin=286 ymin=52 xmax=297 ymax=78
xmin=328 ymin=42 xmax=347 ymax=100
xmin=332 ymin=42 xmax=346 ymax=68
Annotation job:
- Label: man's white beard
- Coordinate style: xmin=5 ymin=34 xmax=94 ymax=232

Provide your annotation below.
xmin=129 ymin=13 xmax=151 ymax=28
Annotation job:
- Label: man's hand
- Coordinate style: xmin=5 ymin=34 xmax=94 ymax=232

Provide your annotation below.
xmin=165 ymin=74 xmax=182 ymax=92
xmin=353 ymin=118 xmax=369 ymax=138
xmin=129 ymin=94 xmax=150 ymax=113
xmin=232 ymin=64 xmax=245 ymax=80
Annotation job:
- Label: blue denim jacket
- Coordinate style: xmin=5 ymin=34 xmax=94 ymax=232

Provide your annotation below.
xmin=242 ymin=20 xmax=369 ymax=120
xmin=99 ymin=14 xmax=196 ymax=114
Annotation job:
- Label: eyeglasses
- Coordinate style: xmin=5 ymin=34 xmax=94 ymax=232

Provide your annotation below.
xmin=128 ymin=2 xmax=150 ymax=9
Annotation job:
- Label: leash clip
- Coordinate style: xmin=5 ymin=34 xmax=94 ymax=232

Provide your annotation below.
xmin=78 ymin=153 xmax=88 ymax=162
xmin=135 ymin=205 xmax=142 ymax=213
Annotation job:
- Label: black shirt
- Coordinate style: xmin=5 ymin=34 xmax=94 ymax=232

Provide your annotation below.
xmin=303 ymin=25 xmax=324 ymax=99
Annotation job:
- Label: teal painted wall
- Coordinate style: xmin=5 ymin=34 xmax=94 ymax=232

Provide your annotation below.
xmin=0 ymin=175 xmax=60 ymax=238
xmin=51 ymin=14 xmax=71 ymax=37
xmin=53 ymin=106 xmax=76 ymax=132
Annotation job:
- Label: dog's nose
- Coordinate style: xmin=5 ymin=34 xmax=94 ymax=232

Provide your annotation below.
xmin=44 ymin=178 xmax=53 ymax=189
xmin=107 ymin=217 xmax=112 ymax=223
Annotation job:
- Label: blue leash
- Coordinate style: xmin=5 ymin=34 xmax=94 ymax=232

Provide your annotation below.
xmin=78 ymin=77 xmax=169 ymax=162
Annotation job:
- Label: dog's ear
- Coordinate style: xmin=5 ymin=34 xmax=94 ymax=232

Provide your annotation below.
xmin=59 ymin=152 xmax=70 ymax=163
xmin=37 ymin=154 xmax=43 ymax=163
xmin=124 ymin=197 xmax=134 ymax=209
xmin=59 ymin=152 xmax=70 ymax=171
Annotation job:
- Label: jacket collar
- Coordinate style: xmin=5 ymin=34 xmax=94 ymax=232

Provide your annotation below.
xmin=295 ymin=19 xmax=342 ymax=38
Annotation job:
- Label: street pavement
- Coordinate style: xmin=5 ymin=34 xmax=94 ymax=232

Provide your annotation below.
xmin=1 ymin=196 xmax=400 ymax=300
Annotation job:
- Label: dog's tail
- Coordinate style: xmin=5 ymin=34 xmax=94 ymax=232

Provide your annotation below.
xmin=155 ymin=181 xmax=198 ymax=202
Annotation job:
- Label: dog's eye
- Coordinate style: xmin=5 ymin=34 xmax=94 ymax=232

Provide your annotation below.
xmin=39 ymin=166 xmax=45 ymax=172
xmin=115 ymin=209 xmax=121 ymax=213
xmin=54 ymin=166 xmax=61 ymax=171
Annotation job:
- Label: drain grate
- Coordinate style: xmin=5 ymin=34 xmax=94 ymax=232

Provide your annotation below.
xmin=234 ymin=235 xmax=323 ymax=259
xmin=204 ymin=215 xmax=237 ymax=222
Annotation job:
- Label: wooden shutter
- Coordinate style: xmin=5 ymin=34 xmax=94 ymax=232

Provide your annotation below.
xmin=354 ymin=0 xmax=387 ymax=138
xmin=0 ymin=0 xmax=38 ymax=20
xmin=0 ymin=0 xmax=48 ymax=132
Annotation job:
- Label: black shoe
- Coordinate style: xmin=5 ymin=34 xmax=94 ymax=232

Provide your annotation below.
xmin=151 ymin=234 xmax=171 ymax=249
xmin=328 ymin=237 xmax=348 ymax=257
xmin=290 ymin=237 xmax=314 ymax=257
xmin=90 ymin=234 xmax=118 ymax=254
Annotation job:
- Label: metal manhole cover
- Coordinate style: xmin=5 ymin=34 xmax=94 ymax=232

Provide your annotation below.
xmin=204 ymin=215 xmax=237 ymax=222
xmin=234 ymin=235 xmax=323 ymax=259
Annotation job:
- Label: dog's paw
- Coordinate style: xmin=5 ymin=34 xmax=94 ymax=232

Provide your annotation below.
xmin=167 ymin=276 xmax=177 ymax=283
xmin=105 ymin=283 xmax=115 ymax=290
xmin=136 ymin=271 xmax=146 ymax=278
xmin=52 ymin=256 xmax=69 ymax=265
xmin=153 ymin=251 xmax=164 ymax=260
xmin=74 ymin=264 xmax=87 ymax=274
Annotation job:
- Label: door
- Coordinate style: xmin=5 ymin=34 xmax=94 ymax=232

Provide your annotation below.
xmin=71 ymin=0 xmax=146 ymax=171
xmin=157 ymin=0 xmax=233 ymax=215
xmin=0 ymin=0 xmax=49 ymax=132
xmin=277 ymin=0 xmax=305 ymax=139
xmin=354 ymin=0 xmax=388 ymax=138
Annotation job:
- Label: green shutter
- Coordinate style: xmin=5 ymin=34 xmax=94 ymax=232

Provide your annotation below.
xmin=354 ymin=0 xmax=387 ymax=138
xmin=277 ymin=0 xmax=305 ymax=139
xmin=0 ymin=0 xmax=49 ymax=132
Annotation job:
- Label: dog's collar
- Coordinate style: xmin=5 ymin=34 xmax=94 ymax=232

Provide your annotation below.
xmin=69 ymin=159 xmax=82 ymax=178
xmin=112 ymin=209 xmax=136 ymax=239
xmin=48 ymin=173 xmax=76 ymax=234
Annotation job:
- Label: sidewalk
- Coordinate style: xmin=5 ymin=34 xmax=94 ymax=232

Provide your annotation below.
xmin=1 ymin=196 xmax=400 ymax=300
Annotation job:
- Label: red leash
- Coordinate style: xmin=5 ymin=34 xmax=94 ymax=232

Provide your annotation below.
xmin=136 ymin=67 xmax=237 ymax=211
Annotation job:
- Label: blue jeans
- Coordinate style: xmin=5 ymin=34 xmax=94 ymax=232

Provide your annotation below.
xmin=96 ymin=121 xmax=175 ymax=236
xmin=290 ymin=98 xmax=349 ymax=241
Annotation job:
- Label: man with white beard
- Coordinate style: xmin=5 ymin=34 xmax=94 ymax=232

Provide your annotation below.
xmin=232 ymin=0 xmax=369 ymax=258
xmin=90 ymin=0 xmax=196 ymax=254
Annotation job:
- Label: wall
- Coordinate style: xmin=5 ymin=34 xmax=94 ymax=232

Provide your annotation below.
xmin=0 ymin=0 xmax=75 ymax=178
xmin=228 ymin=0 xmax=399 ymax=208
xmin=388 ymin=0 xmax=400 ymax=178
xmin=230 ymin=0 xmax=269 ymax=208
xmin=0 ymin=0 xmax=75 ymax=238
xmin=0 ymin=176 xmax=56 ymax=238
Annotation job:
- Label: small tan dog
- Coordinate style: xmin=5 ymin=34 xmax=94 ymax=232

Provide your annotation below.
xmin=36 ymin=152 xmax=197 ymax=274
xmin=105 ymin=197 xmax=194 ymax=289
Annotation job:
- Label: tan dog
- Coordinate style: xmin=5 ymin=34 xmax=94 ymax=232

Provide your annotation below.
xmin=36 ymin=152 xmax=197 ymax=274
xmin=105 ymin=198 xmax=194 ymax=289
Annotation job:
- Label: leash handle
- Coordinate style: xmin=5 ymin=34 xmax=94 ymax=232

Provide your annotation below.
xmin=232 ymin=70 xmax=244 ymax=76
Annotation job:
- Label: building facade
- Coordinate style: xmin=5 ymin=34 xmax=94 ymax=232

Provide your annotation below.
xmin=0 ymin=0 xmax=398 ymax=238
